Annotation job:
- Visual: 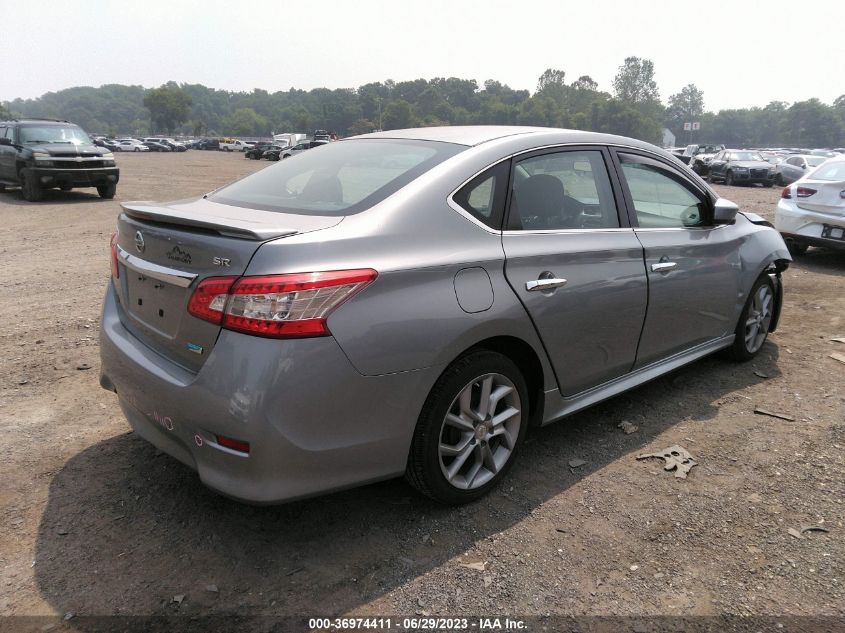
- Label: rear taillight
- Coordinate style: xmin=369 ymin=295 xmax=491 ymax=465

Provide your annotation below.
xmin=187 ymin=269 xmax=377 ymax=338
xmin=796 ymin=186 xmax=817 ymax=198
xmin=781 ymin=186 xmax=791 ymax=199
xmin=187 ymin=276 xmax=238 ymax=324
xmin=110 ymin=232 xmax=120 ymax=278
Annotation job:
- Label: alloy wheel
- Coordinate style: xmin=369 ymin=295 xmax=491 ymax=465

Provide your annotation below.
xmin=438 ymin=373 xmax=521 ymax=490
xmin=745 ymin=284 xmax=773 ymax=354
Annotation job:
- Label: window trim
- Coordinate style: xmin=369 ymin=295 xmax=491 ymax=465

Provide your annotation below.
xmin=502 ymin=145 xmax=628 ymax=233
xmin=610 ymin=148 xmax=717 ymax=230
xmin=447 ymin=141 xmax=714 ymax=234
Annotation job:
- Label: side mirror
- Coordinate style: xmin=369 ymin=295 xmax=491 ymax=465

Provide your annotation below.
xmin=0 ymin=137 xmax=11 ymax=146
xmin=713 ymin=198 xmax=739 ymax=225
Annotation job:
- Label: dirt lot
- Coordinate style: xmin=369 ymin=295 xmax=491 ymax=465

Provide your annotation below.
xmin=1 ymin=152 xmax=843 ymax=629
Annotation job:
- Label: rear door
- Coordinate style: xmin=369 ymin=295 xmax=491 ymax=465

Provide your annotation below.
xmin=501 ymin=146 xmax=648 ymax=396
xmin=612 ymin=150 xmax=741 ymax=367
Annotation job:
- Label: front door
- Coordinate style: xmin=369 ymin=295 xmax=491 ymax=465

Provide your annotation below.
xmin=502 ymin=147 xmax=648 ymax=397
xmin=613 ymin=151 xmax=741 ymax=367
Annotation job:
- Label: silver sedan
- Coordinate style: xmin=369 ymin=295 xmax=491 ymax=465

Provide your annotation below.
xmin=100 ymin=126 xmax=791 ymax=504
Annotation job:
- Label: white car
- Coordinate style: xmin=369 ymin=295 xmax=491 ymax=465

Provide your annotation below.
xmin=116 ymin=139 xmax=149 ymax=152
xmin=219 ymin=139 xmax=254 ymax=152
xmin=775 ymin=156 xmax=845 ymax=254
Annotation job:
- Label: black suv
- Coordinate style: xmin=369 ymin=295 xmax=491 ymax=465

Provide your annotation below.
xmin=0 ymin=118 xmax=119 ymax=201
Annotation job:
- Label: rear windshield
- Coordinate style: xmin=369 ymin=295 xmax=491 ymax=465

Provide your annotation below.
xmin=211 ymin=139 xmax=464 ymax=215
xmin=809 ymin=161 xmax=845 ymax=181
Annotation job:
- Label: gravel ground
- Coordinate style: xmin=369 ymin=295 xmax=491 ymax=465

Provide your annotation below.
xmin=0 ymin=151 xmax=843 ymax=630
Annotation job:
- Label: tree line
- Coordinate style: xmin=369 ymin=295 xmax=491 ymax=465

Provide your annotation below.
xmin=3 ymin=57 xmax=844 ymax=148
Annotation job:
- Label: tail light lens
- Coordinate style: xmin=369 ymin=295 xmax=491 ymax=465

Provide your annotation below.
xmin=110 ymin=232 xmax=120 ymax=279
xmin=781 ymin=186 xmax=791 ymax=199
xmin=187 ymin=276 xmax=238 ymax=324
xmin=796 ymin=186 xmax=817 ymax=198
xmin=188 ymin=269 xmax=377 ymax=338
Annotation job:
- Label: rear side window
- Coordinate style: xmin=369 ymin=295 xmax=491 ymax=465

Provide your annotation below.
xmin=452 ymin=161 xmax=510 ymax=229
xmin=619 ymin=154 xmax=708 ymax=229
xmin=508 ymin=150 xmax=619 ymax=230
xmin=211 ymin=139 xmax=464 ymax=216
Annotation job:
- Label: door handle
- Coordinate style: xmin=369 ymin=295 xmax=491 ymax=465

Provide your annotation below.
xmin=526 ymin=278 xmax=568 ymax=291
xmin=651 ymin=262 xmax=677 ymax=273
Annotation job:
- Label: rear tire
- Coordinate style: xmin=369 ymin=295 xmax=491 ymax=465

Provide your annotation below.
xmin=97 ymin=184 xmax=117 ymax=199
xmin=20 ymin=170 xmax=44 ymax=202
xmin=59 ymin=184 xmax=72 ymax=192
xmin=406 ymin=350 xmax=529 ymax=505
xmin=728 ymin=275 xmax=775 ymax=362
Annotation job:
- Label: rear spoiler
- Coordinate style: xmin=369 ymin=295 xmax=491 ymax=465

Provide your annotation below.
xmin=122 ymin=202 xmax=299 ymax=241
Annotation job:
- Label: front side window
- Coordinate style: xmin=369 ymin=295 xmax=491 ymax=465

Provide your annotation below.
xmin=211 ymin=139 xmax=463 ymax=216
xmin=619 ymin=155 xmax=708 ymax=229
xmin=508 ymin=150 xmax=619 ymax=230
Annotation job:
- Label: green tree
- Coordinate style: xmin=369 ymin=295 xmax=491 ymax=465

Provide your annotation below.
xmin=612 ymin=57 xmax=659 ymax=104
xmin=666 ymin=84 xmax=705 ymax=138
xmin=0 ymin=102 xmax=11 ymax=119
xmin=348 ymin=118 xmax=375 ymax=136
xmin=382 ymin=99 xmax=414 ymax=130
xmin=227 ymin=107 xmax=268 ymax=136
xmin=143 ymin=85 xmax=192 ymax=134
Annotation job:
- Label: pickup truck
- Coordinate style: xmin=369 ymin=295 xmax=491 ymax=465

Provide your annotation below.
xmin=678 ymin=144 xmax=725 ymax=175
xmin=219 ymin=139 xmax=254 ymax=152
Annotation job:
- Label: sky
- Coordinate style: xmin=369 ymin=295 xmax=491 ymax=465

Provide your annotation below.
xmin=1 ymin=0 xmax=843 ymax=111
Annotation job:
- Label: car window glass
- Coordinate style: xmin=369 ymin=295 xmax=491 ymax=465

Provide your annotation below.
xmin=810 ymin=161 xmax=845 ymax=180
xmin=212 ymin=139 xmax=463 ymax=216
xmin=452 ymin=161 xmax=509 ymax=229
xmin=508 ymin=150 xmax=619 ymax=230
xmin=620 ymin=156 xmax=707 ymax=229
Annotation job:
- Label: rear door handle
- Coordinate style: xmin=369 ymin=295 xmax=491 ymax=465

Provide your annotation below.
xmin=526 ymin=278 xmax=568 ymax=291
xmin=651 ymin=262 xmax=677 ymax=273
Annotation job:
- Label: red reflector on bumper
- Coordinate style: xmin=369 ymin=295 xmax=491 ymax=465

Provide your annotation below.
xmin=216 ymin=435 xmax=250 ymax=454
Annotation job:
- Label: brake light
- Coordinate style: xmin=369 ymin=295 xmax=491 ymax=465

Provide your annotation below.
xmin=187 ymin=276 xmax=237 ymax=324
xmin=187 ymin=269 xmax=377 ymax=338
xmin=796 ymin=186 xmax=817 ymax=198
xmin=781 ymin=187 xmax=791 ymax=199
xmin=110 ymin=232 xmax=120 ymax=279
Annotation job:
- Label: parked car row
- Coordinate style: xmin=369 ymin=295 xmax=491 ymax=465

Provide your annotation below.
xmin=93 ymin=137 xmax=188 ymax=152
xmin=669 ymin=144 xmax=842 ymax=187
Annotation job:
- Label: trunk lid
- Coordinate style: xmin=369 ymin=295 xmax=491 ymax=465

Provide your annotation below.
xmin=796 ymin=179 xmax=845 ymax=216
xmin=113 ymin=198 xmax=342 ymax=372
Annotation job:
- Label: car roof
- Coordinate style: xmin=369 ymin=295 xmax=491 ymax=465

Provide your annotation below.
xmin=350 ymin=125 xmax=664 ymax=151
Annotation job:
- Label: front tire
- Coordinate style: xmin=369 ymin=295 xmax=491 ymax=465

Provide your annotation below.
xmin=97 ymin=184 xmax=117 ymax=199
xmin=406 ymin=350 xmax=529 ymax=504
xmin=20 ymin=170 xmax=44 ymax=202
xmin=728 ymin=275 xmax=775 ymax=362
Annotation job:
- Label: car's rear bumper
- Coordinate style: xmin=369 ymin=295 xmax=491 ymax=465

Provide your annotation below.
xmin=98 ymin=285 xmax=437 ymax=504
xmin=29 ymin=166 xmax=119 ymax=188
xmin=775 ymin=200 xmax=845 ymax=250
